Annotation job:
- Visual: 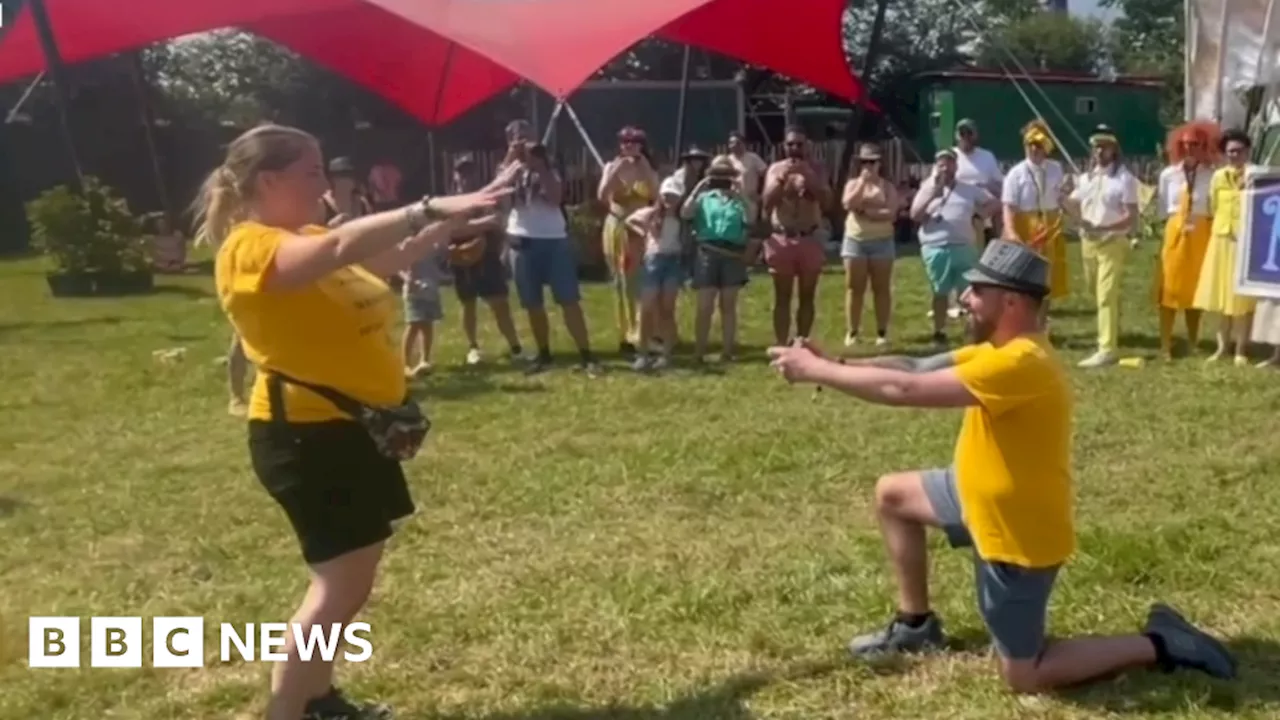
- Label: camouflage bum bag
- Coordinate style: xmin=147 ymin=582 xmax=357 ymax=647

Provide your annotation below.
xmin=266 ymin=371 xmax=431 ymax=461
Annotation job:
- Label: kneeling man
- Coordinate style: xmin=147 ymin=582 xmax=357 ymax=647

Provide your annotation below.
xmin=768 ymin=240 xmax=1237 ymax=693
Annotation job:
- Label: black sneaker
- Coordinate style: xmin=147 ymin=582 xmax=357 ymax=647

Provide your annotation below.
xmin=303 ymin=686 xmax=393 ymax=720
xmin=847 ymin=614 xmax=946 ymax=658
xmin=524 ymin=353 xmax=553 ymax=376
xmin=1144 ymin=603 xmax=1237 ymax=680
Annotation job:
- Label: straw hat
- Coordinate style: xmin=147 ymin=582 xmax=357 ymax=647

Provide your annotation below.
xmin=857 ymin=143 xmax=883 ymax=161
xmin=707 ymin=154 xmax=739 ymax=177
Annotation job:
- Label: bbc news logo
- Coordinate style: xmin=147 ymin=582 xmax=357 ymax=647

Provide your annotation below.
xmin=28 ymin=617 xmax=373 ymax=668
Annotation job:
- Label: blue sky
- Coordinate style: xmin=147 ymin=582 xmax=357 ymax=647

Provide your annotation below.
xmin=1073 ymin=0 xmax=1120 ymax=20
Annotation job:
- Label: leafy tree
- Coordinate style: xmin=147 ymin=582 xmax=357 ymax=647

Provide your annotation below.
xmin=975 ymin=11 xmax=1111 ymax=74
xmin=1102 ymin=0 xmax=1184 ymax=124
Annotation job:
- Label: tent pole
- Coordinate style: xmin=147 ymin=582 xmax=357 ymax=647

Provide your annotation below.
xmin=5 ymin=71 xmax=46 ymax=124
xmin=28 ymin=0 xmax=85 ymax=193
xmin=128 ymin=52 xmax=173 ymax=227
xmin=674 ymin=44 xmax=692 ymax=160
xmin=562 ymin=101 xmax=604 ymax=168
xmin=541 ymin=101 xmax=564 ymax=146
xmin=836 ymin=0 xmax=891 ymax=187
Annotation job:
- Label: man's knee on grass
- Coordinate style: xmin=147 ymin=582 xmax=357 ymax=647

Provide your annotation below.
xmin=999 ymin=655 xmax=1048 ymax=695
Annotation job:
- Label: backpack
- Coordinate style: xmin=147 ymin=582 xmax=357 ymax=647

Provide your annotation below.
xmin=696 ymin=191 xmax=745 ymax=241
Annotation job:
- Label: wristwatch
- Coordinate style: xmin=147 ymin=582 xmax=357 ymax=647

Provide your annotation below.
xmin=404 ymin=195 xmax=436 ymax=234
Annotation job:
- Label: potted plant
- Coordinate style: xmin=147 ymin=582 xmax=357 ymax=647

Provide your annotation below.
xmin=27 ymin=177 xmax=152 ymax=297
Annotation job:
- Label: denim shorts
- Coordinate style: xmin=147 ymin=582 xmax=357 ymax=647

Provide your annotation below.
xmin=403 ymin=290 xmax=443 ymax=324
xmin=841 ymin=236 xmax=896 ymax=261
xmin=642 ymin=253 xmax=684 ymax=292
xmin=922 ymin=467 xmax=1061 ymax=660
xmin=508 ymin=235 xmax=581 ymax=310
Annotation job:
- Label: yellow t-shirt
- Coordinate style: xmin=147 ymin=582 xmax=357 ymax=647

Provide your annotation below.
xmin=215 ymin=221 xmax=406 ymax=423
xmin=950 ymin=335 xmax=1075 ymax=568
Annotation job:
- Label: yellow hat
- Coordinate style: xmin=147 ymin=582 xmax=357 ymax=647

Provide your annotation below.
xmin=1021 ymin=120 xmax=1056 ymax=154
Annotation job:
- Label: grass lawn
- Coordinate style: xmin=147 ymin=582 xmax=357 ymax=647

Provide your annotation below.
xmin=2 ymin=242 xmax=1279 ymax=720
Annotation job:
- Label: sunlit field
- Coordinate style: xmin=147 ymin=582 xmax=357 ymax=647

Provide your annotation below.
xmin=2 ymin=243 xmax=1279 ymax=719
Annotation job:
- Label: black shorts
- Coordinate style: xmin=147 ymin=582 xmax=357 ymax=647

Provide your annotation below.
xmin=248 ymin=420 xmax=414 ymax=564
xmin=453 ymin=248 xmax=510 ymax=302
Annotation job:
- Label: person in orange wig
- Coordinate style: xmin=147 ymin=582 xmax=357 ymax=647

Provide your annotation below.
xmin=1001 ymin=119 xmax=1072 ymax=324
xmin=1153 ymin=121 xmax=1220 ymax=359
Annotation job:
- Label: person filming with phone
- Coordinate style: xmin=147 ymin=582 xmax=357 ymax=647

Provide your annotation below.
xmin=681 ymin=155 xmax=755 ymax=362
xmin=490 ymin=120 xmax=601 ymax=376
xmin=910 ymin=148 xmax=999 ymax=345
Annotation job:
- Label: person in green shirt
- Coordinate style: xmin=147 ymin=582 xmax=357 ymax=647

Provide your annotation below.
xmin=680 ymin=155 xmax=757 ymax=361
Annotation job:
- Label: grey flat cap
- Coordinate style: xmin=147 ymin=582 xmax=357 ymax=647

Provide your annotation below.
xmin=963 ymin=240 xmax=1050 ymax=298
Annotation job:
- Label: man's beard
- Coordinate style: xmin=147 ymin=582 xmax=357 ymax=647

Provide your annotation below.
xmin=965 ymin=311 xmax=996 ymax=343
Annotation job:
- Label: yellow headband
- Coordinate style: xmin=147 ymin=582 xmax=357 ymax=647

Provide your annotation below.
xmin=1089 ymin=133 xmax=1118 ymax=147
xmin=1023 ymin=125 xmax=1055 ymax=154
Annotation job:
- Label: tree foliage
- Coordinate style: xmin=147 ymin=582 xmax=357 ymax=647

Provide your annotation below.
xmin=1102 ymin=0 xmax=1184 ymax=124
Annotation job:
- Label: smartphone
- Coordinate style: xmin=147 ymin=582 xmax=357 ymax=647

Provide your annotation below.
xmin=707 ymin=177 xmax=732 ymax=190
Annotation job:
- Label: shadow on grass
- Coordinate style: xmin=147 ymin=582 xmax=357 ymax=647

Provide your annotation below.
xmin=153 ymin=283 xmax=215 ymax=299
xmin=411 ymin=374 xmax=549 ymax=402
xmin=0 ymin=495 xmax=22 ymax=518
xmin=0 ymin=316 xmax=127 ymax=337
xmin=433 ymin=659 xmax=841 ymax=720
xmin=1058 ymin=636 xmax=1280 ymax=714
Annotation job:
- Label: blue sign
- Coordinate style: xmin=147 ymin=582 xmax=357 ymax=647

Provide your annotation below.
xmin=1237 ymin=169 xmax=1280 ymax=300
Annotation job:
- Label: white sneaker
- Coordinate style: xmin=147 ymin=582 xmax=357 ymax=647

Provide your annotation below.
xmin=874 ymin=336 xmax=890 ymax=348
xmin=844 ymin=333 xmax=859 ymax=347
xmin=631 ymin=355 xmax=653 ymax=372
xmin=947 ymin=306 xmax=962 ymax=319
xmin=465 ymin=347 xmax=483 ymax=365
xmin=1077 ymin=350 xmax=1118 ymax=369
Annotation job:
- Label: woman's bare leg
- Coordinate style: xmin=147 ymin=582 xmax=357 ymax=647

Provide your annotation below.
xmin=266 ymin=542 xmax=384 ymax=720
xmin=719 ymin=287 xmax=741 ymax=359
xmin=844 ymin=258 xmax=869 ymax=341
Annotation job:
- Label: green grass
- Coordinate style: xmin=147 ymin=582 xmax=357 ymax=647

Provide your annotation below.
xmin=2 ymin=244 xmax=1280 ymax=720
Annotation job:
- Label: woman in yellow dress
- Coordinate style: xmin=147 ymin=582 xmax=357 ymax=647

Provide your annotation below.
xmin=598 ymin=126 xmax=659 ymax=354
xmin=1194 ymin=128 xmax=1256 ymax=365
xmin=1153 ymin=121 xmax=1218 ymax=359
xmin=1001 ymin=120 xmax=1072 ymax=321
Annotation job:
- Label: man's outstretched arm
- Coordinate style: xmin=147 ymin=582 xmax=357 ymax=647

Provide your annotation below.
xmin=842 ymin=352 xmax=958 ymax=374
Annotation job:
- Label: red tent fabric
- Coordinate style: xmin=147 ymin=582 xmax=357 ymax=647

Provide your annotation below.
xmin=363 ymin=0 xmax=862 ymax=103
xmin=0 ymin=0 xmax=518 ymax=124
xmin=0 ymin=0 xmax=864 ymax=125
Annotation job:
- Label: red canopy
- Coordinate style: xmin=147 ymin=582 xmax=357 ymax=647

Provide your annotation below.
xmin=0 ymin=0 xmax=863 ymax=125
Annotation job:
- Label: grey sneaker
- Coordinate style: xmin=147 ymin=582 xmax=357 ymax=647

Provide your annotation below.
xmin=848 ymin=614 xmax=946 ymax=658
xmin=1145 ymin=603 xmax=1237 ymax=680
xmin=631 ymin=355 xmax=653 ymax=373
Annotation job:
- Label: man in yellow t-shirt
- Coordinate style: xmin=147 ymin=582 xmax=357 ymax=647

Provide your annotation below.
xmin=768 ymin=240 xmax=1236 ymax=693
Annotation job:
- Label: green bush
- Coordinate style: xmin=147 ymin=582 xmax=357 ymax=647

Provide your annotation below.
xmin=26 ymin=177 xmax=149 ymax=274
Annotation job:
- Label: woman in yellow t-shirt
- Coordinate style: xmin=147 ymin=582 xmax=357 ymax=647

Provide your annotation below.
xmin=1194 ymin=128 xmax=1256 ymax=365
xmin=195 ymin=124 xmax=504 ymax=720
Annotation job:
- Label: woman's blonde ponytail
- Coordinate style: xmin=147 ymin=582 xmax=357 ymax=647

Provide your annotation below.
xmin=191 ymin=166 xmax=243 ymax=249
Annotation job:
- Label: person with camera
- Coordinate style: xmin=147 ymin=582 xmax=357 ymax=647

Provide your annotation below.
xmin=448 ymin=155 xmax=525 ymax=366
xmin=598 ymin=126 xmax=660 ymax=356
xmin=762 ymin=126 xmax=833 ymax=347
xmin=910 ymin=148 xmax=999 ymax=346
xmin=841 ymin=143 xmax=899 ymax=348
xmin=492 ymin=120 xmax=600 ymax=376
xmin=681 ymin=155 xmax=755 ymax=361
xmin=198 ymin=123 xmax=506 ymax=720
xmin=320 ymin=157 xmax=373 ymax=226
